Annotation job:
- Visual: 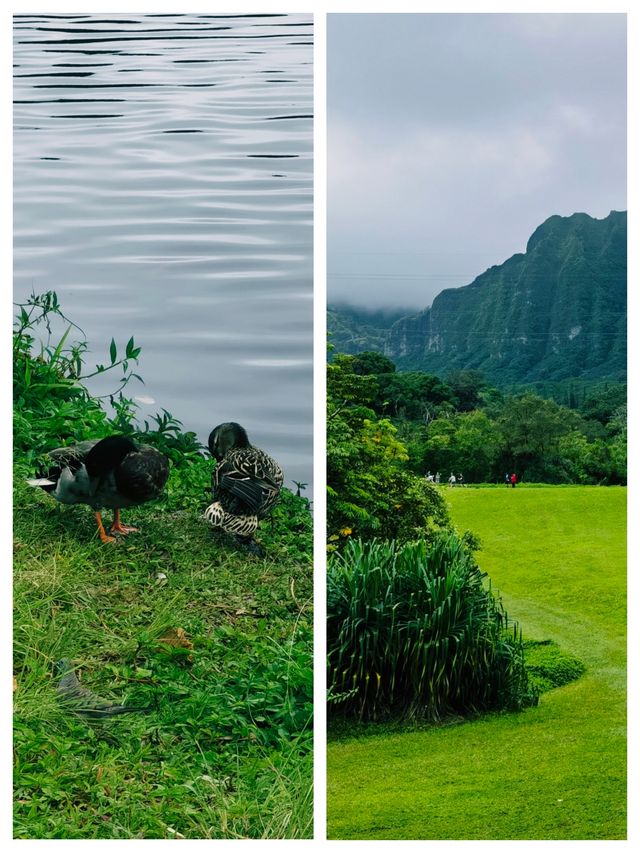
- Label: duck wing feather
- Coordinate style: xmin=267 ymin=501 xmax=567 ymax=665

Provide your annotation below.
xmin=218 ymin=472 xmax=271 ymax=515
xmin=38 ymin=439 xmax=101 ymax=482
xmin=114 ymin=446 xmax=170 ymax=503
xmin=213 ymin=447 xmax=283 ymax=516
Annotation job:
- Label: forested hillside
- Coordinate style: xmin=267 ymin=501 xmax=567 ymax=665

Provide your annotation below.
xmin=329 ymin=211 xmax=626 ymax=387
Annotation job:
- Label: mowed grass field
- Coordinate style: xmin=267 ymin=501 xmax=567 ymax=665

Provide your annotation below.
xmin=327 ymin=486 xmax=626 ymax=840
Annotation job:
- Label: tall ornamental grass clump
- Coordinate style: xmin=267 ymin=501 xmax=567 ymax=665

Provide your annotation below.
xmin=327 ymin=535 xmax=538 ymax=721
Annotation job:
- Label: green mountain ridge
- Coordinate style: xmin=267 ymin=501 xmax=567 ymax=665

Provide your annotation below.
xmin=327 ymin=304 xmax=409 ymax=355
xmin=329 ymin=211 xmax=626 ymax=386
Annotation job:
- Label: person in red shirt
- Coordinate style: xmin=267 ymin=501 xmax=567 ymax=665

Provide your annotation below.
xmin=510 ymin=472 xmax=517 ymax=488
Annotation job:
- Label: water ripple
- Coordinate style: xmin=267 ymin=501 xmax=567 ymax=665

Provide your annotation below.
xmin=14 ymin=12 xmax=313 ymax=490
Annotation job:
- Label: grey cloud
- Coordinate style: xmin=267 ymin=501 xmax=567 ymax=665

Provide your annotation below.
xmin=328 ymin=13 xmax=626 ymax=310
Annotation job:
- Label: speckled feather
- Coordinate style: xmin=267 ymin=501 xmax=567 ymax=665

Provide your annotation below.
xmin=205 ymin=423 xmax=284 ymax=541
xmin=212 ymin=445 xmax=283 ymax=519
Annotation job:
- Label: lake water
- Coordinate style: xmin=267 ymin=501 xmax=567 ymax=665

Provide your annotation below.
xmin=13 ymin=13 xmax=314 ymax=494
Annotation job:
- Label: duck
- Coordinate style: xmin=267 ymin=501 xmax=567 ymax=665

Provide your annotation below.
xmin=204 ymin=422 xmax=283 ymax=556
xmin=28 ymin=435 xmax=169 ymax=543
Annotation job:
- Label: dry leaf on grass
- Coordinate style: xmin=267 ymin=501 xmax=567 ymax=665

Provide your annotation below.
xmin=157 ymin=627 xmax=194 ymax=661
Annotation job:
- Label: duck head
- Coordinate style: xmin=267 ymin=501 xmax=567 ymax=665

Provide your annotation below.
xmin=85 ymin=435 xmax=138 ymax=480
xmin=208 ymin=422 xmax=249 ymax=461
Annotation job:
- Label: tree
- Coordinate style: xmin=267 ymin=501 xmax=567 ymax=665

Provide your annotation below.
xmin=419 ymin=411 xmax=501 ymax=482
xmin=445 ymin=369 xmax=487 ymax=412
xmin=580 ymin=383 xmax=626 ymax=425
xmin=448 ymin=411 xmax=502 ymax=482
xmin=351 ymin=350 xmax=396 ymax=376
xmin=419 ymin=418 xmax=456 ymax=475
xmin=327 ymin=355 xmax=450 ymax=542
xmin=498 ymin=393 xmax=578 ymax=479
xmin=606 ymin=404 xmax=627 ymax=484
xmin=375 ymin=371 xmax=454 ymax=421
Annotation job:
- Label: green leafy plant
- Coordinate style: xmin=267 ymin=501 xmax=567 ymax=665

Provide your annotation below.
xmin=327 ymin=535 xmax=538 ymax=721
xmin=135 ymin=409 xmax=205 ymax=468
xmin=14 ymin=291 xmax=142 ymax=398
xmin=13 ymin=292 xmax=141 ymax=463
xmin=13 ymin=292 xmax=206 ymax=473
xmin=327 ymin=353 xmax=452 ymax=543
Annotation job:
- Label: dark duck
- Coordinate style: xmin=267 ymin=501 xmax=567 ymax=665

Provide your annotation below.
xmin=204 ymin=422 xmax=283 ymax=556
xmin=28 ymin=435 xmax=169 ymax=543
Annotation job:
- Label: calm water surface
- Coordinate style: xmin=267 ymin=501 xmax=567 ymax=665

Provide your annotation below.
xmin=13 ymin=13 xmax=313 ymax=492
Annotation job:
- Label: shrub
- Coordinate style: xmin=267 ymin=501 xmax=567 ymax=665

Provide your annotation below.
xmin=523 ymin=640 xmax=586 ymax=693
xmin=13 ymin=292 xmax=138 ymax=456
xmin=327 ymin=353 xmax=453 ymax=544
xmin=327 ymin=535 xmax=538 ymax=721
xmin=13 ymin=292 xmax=205 ymax=471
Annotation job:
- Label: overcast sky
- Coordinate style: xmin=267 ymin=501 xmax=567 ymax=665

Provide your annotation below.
xmin=328 ymin=13 xmax=627 ymax=311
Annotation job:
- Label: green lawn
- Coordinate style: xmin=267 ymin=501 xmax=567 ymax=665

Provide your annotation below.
xmin=13 ymin=475 xmax=313 ymax=839
xmin=327 ymin=486 xmax=626 ymax=840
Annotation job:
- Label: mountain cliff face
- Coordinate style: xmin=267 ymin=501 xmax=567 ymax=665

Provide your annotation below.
xmin=327 ymin=304 xmax=409 ymax=355
xmin=332 ymin=211 xmax=626 ymax=385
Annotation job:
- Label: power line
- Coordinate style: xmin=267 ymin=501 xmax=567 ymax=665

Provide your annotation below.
xmin=328 ymin=273 xmax=478 ymax=279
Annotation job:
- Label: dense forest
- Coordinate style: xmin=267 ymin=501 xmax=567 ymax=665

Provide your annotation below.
xmin=327 ymin=349 xmax=625 ymax=542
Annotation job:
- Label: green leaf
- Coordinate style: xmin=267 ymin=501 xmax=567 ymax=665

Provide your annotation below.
xmin=50 ymin=323 xmax=72 ymax=366
xmin=109 ymin=338 xmax=117 ymax=364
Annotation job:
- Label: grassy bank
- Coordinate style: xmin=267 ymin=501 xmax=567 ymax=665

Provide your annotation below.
xmin=327 ymin=486 xmax=625 ymax=840
xmin=13 ymin=294 xmax=313 ymax=839
xmin=14 ymin=468 xmax=313 ymax=839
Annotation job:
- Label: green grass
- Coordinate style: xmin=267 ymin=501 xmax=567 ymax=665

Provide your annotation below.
xmin=13 ymin=470 xmax=313 ymax=840
xmin=327 ymin=486 xmax=626 ymax=840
